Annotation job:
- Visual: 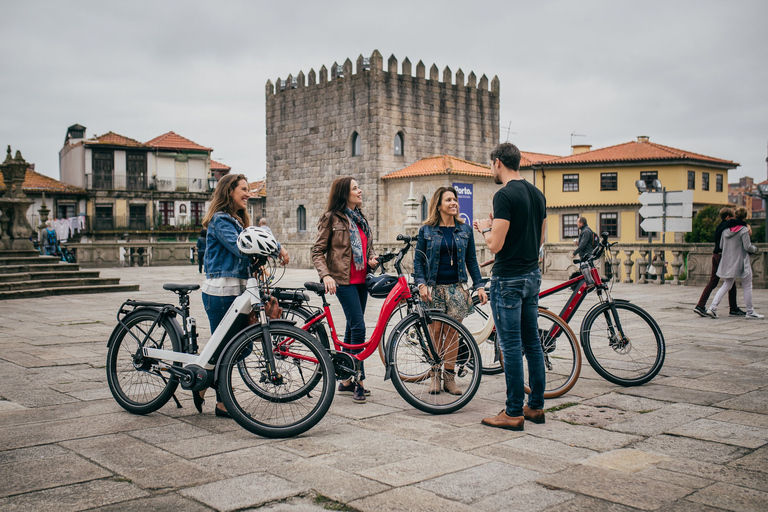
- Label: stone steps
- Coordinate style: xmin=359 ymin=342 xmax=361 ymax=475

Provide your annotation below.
xmin=0 ymin=270 xmax=102 ymax=283
xmin=0 ymin=284 xmax=141 ymax=300
xmin=0 ymin=251 xmax=140 ymax=300
xmin=0 ymin=277 xmax=122 ymax=292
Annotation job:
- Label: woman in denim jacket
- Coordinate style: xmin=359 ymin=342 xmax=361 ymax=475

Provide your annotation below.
xmin=414 ymin=186 xmax=487 ymax=395
xmin=196 ymin=174 xmax=289 ymax=417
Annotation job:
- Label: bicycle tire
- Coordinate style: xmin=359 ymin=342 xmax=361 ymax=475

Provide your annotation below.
xmin=106 ymin=310 xmax=181 ymax=414
xmin=580 ymin=301 xmax=665 ymax=386
xmin=281 ymin=304 xmax=331 ymax=350
xmin=467 ymin=294 xmax=504 ymax=375
xmin=387 ymin=312 xmax=482 ymax=414
xmin=218 ymin=323 xmax=335 ymax=438
xmin=522 ymin=308 xmax=581 ymax=399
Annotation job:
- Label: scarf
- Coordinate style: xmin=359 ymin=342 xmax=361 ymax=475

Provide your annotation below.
xmin=345 ymin=207 xmax=371 ymax=271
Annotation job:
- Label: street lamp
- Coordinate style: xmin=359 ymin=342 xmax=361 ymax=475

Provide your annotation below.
xmin=208 ymin=177 xmax=218 ymax=192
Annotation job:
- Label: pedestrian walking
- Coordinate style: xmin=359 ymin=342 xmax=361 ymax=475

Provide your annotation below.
xmin=414 ymin=186 xmax=487 ymax=396
xmin=196 ymin=228 xmax=207 ymax=274
xmin=258 ymin=217 xmax=273 ymax=235
xmin=571 ymin=217 xmax=594 ymax=260
xmin=693 ymin=207 xmax=745 ymax=316
xmin=474 ymin=143 xmax=547 ymax=431
xmin=707 ymin=207 xmax=762 ymax=319
xmin=312 ymin=177 xmax=378 ymax=404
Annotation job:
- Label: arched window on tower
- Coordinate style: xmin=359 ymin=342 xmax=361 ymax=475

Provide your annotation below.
xmin=394 ymin=132 xmax=404 ymax=156
xmin=420 ymin=196 xmax=428 ymax=222
xmin=351 ymin=132 xmax=362 ymax=156
xmin=297 ymin=205 xmax=306 ymax=232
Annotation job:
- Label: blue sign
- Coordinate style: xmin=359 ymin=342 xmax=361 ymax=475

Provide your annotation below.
xmin=452 ymin=183 xmax=473 ymax=225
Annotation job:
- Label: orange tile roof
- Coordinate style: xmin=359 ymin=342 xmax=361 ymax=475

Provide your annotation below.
xmin=211 ymin=159 xmax=231 ymax=171
xmin=249 ymin=180 xmax=266 ymax=197
xmin=382 ymin=155 xmax=491 ymax=180
xmin=146 ymin=131 xmax=212 ymax=151
xmin=0 ymin=168 xmax=85 ymax=194
xmin=85 ymin=131 xmax=148 ymax=147
xmin=520 ymin=151 xmax=561 ymax=166
xmin=532 ymin=139 xmax=738 ymax=167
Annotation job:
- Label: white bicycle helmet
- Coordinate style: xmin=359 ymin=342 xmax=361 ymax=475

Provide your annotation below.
xmin=237 ymin=227 xmax=278 ymax=256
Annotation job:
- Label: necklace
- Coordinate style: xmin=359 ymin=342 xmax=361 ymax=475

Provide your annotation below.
xmin=441 ymin=227 xmax=456 ymax=267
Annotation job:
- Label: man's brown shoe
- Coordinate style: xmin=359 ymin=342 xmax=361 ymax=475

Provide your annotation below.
xmin=481 ymin=410 xmax=524 ymax=431
xmin=523 ymin=405 xmax=545 ymax=424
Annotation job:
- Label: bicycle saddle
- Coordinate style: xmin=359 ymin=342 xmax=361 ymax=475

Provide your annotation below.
xmin=304 ymin=282 xmax=326 ymax=295
xmin=273 ymin=288 xmax=309 ymax=302
xmin=163 ymin=283 xmax=201 ymax=293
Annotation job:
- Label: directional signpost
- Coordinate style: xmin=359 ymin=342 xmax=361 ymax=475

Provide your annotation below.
xmin=638 ymin=189 xmax=693 ymax=241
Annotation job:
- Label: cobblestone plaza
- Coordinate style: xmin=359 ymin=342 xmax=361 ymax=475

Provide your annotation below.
xmin=1 ymin=265 xmax=767 ymax=511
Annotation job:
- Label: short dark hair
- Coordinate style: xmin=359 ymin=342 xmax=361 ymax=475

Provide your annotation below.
xmin=490 ymin=143 xmax=522 ymax=172
xmin=578 ymin=217 xmax=588 ymax=226
xmin=719 ymin=207 xmax=735 ymax=221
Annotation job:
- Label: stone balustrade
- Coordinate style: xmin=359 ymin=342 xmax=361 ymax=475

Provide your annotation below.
xmin=541 ymin=243 xmax=768 ymax=289
xmin=70 ymin=242 xmax=195 ymax=268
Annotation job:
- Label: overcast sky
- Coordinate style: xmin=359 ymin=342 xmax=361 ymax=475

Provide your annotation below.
xmin=2 ymin=0 xmax=766 ymax=185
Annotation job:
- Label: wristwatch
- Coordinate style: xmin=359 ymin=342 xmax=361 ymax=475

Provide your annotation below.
xmin=481 ymin=228 xmax=492 ymax=234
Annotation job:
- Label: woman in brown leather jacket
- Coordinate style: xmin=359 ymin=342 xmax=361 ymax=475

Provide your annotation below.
xmin=312 ymin=177 xmax=378 ymax=404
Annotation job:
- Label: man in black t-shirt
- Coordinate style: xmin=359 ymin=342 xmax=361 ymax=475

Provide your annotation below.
xmin=474 ymin=143 xmax=547 ymax=431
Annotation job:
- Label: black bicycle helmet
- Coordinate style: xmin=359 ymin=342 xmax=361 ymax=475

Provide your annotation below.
xmin=366 ymin=273 xmax=398 ymax=298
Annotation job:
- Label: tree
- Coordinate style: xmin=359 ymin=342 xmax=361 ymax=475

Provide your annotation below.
xmin=685 ymin=205 xmax=721 ymax=243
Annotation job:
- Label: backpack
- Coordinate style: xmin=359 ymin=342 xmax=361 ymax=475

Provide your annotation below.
xmin=592 ymin=231 xmax=600 ymax=248
xmin=46 ymin=228 xmax=56 ymax=245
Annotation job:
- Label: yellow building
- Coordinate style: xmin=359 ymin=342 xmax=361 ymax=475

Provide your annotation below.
xmin=520 ymin=136 xmax=739 ymax=244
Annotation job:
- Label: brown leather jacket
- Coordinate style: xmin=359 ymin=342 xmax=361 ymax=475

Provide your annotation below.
xmin=312 ymin=211 xmax=377 ymax=285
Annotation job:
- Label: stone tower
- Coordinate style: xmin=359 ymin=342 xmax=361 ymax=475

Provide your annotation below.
xmin=266 ymin=50 xmax=500 ymax=259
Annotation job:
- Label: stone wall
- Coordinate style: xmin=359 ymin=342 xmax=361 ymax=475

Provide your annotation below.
xmin=266 ymin=50 xmax=500 ymax=249
xmin=70 ymin=242 xmax=195 ymax=268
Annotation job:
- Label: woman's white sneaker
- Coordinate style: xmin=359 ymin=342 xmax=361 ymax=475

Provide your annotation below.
xmin=705 ymin=309 xmax=718 ymax=318
xmin=745 ymin=312 xmax=764 ymax=319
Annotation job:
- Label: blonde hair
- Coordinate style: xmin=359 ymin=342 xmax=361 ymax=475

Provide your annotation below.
xmin=424 ymin=186 xmax=463 ymax=227
xmin=202 ymin=174 xmax=251 ymax=228
xmin=734 ymin=207 xmax=748 ymax=221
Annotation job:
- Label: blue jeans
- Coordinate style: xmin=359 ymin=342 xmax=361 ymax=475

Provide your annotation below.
xmin=335 ymin=283 xmax=367 ymax=380
xmin=490 ymin=269 xmax=545 ymax=417
xmin=202 ymin=293 xmax=237 ymax=401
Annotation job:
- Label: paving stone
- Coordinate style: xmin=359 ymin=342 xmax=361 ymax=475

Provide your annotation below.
xmin=0 ymin=479 xmax=148 ymax=512
xmin=531 ymin=420 xmax=641 ymax=452
xmin=537 ymin=464 xmax=691 ymax=510
xmin=657 ymin=457 xmax=768 ymax=492
xmin=634 ymin=434 xmax=750 ymax=464
xmin=61 ymin=433 xmax=220 ymax=490
xmin=635 ymin=466 xmax=713 ymax=489
xmin=717 ymin=391 xmax=768 ymax=414
xmin=473 ymin=482 xmax=574 ymax=511
xmin=662 ymin=376 xmax=760 ymax=395
xmin=415 ymin=461 xmax=540 ymax=503
xmin=356 ymin=411 xmax=458 ymax=440
xmin=728 ymin=445 xmax=768 ymax=474
xmin=424 ymin=422 xmax=516 ymax=451
xmin=195 ymin=445 xmax=303 ymax=477
xmin=668 ymin=418 xmax=768 ymax=448
xmin=179 ymin=472 xmax=308 ymax=511
xmin=502 ymin=434 xmax=599 ymax=462
xmin=350 ymin=485 xmax=477 ymax=512
xmin=359 ymin=447 xmax=485 ymax=486
xmin=155 ymin=430 xmax=270 ymax=458
xmin=581 ymin=392 xmax=668 ymax=412
xmin=469 ymin=442 xmax=575 ymax=474
xmin=607 ymin=403 xmax=720 ymax=436
xmin=582 ymin=448 xmax=669 ymax=472
xmin=0 ymin=400 xmax=26 ymax=412
xmin=0 ymin=445 xmax=111 ymax=498
xmin=549 ymin=404 xmax=640 ymax=428
xmin=616 ymin=384 xmax=734 ymax=406
xmin=128 ymin=422 xmax=213 ymax=445
xmin=688 ymin=482 xmax=768 ymax=512
xmin=708 ymin=409 xmax=768 ymax=428
xmin=543 ymin=494 xmax=644 ymax=512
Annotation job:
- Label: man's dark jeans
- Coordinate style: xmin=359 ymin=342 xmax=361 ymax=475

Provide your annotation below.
xmin=490 ymin=269 xmax=545 ymax=417
xmin=697 ymin=253 xmax=737 ymax=311
xmin=335 ymin=283 xmax=368 ymax=380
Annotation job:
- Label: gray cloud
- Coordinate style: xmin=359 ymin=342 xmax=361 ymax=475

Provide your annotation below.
xmin=1 ymin=0 xmax=766 ymax=182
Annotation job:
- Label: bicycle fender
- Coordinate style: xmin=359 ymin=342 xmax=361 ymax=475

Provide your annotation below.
xmin=212 ymin=319 xmax=297 ymax=383
xmin=584 ymin=298 xmax=631 ymax=319
xmin=106 ymin=307 xmax=183 ymax=348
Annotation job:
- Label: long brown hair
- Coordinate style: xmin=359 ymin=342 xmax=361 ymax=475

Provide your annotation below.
xmin=324 ymin=177 xmax=368 ymax=219
xmin=424 ymin=186 xmax=463 ymax=227
xmin=202 ymin=173 xmax=251 ymax=228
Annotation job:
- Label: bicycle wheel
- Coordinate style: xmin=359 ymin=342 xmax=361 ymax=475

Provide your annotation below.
xmin=522 ymin=308 xmax=581 ymax=399
xmin=387 ymin=312 xmax=482 ymax=414
xmin=106 ymin=310 xmax=181 ymax=414
xmin=580 ymin=301 xmax=665 ymax=386
xmin=281 ymin=304 xmax=330 ymax=350
xmin=466 ymin=294 xmax=503 ymax=375
xmin=218 ymin=323 xmax=335 ymax=438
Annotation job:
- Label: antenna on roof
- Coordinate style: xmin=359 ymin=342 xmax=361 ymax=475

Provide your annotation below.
xmin=503 ymin=122 xmax=517 ymax=142
xmin=570 ymin=131 xmax=586 ymax=147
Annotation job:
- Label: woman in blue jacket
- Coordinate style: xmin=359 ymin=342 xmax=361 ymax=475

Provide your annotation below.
xmin=196 ymin=173 xmax=288 ymax=416
xmin=414 ymin=186 xmax=487 ymax=395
